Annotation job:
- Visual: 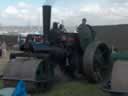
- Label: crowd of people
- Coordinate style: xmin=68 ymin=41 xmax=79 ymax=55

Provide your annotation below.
xmin=49 ymin=18 xmax=96 ymax=50
xmin=0 ymin=41 xmax=7 ymax=57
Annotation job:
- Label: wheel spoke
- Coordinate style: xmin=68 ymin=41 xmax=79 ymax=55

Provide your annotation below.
xmin=95 ymin=71 xmax=103 ymax=81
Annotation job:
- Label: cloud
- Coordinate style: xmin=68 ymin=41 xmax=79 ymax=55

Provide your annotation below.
xmin=4 ymin=6 xmax=18 ymax=15
xmin=76 ymin=2 xmax=128 ymax=25
xmin=52 ymin=8 xmax=74 ymax=22
xmin=1 ymin=2 xmax=41 ymax=26
xmin=44 ymin=0 xmax=56 ymax=5
xmin=18 ymin=2 xmax=29 ymax=8
xmin=80 ymin=4 xmax=101 ymax=13
xmin=1 ymin=0 xmax=128 ymax=26
xmin=108 ymin=0 xmax=128 ymax=4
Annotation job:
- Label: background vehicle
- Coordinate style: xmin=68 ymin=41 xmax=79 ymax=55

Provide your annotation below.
xmin=18 ymin=32 xmax=47 ymax=52
xmin=18 ymin=33 xmax=27 ymax=51
xmin=24 ymin=34 xmax=49 ymax=52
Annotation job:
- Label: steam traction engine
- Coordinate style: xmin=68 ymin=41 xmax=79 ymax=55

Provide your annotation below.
xmin=2 ymin=5 xmax=112 ymax=90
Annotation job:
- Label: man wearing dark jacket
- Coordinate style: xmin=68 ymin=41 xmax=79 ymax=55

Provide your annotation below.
xmin=49 ymin=22 xmax=60 ymax=46
xmin=77 ymin=18 xmax=96 ymax=50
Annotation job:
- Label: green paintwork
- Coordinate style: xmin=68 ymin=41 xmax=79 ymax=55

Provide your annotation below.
xmin=112 ymin=51 xmax=128 ymax=61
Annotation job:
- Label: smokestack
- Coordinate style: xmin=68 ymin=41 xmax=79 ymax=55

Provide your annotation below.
xmin=43 ymin=5 xmax=51 ymax=40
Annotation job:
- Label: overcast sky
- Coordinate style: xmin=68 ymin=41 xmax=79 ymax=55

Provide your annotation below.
xmin=0 ymin=0 xmax=128 ymax=26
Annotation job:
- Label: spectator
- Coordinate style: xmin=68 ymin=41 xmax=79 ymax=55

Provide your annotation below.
xmin=77 ymin=18 xmax=96 ymax=50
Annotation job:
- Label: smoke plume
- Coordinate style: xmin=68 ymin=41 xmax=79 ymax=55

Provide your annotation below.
xmin=44 ymin=0 xmax=56 ymax=5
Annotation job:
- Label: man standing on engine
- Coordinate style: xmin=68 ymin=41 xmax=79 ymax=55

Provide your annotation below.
xmin=77 ymin=18 xmax=96 ymax=50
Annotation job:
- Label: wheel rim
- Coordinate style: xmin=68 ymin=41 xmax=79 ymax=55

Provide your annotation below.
xmin=83 ymin=41 xmax=112 ymax=83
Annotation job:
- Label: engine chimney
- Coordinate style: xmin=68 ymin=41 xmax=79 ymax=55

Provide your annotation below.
xmin=43 ymin=5 xmax=51 ymax=41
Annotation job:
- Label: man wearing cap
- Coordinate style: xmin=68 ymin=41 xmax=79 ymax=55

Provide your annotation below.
xmin=49 ymin=22 xmax=60 ymax=45
xmin=77 ymin=18 xmax=96 ymax=50
xmin=59 ymin=24 xmax=67 ymax=33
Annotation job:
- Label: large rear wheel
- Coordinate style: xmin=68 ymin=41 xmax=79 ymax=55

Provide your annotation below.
xmin=83 ymin=41 xmax=112 ymax=83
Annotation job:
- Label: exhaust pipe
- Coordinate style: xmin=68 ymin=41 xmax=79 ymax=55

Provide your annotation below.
xmin=43 ymin=5 xmax=51 ymax=41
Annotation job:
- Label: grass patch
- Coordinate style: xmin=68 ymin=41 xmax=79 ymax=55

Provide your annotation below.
xmin=34 ymin=81 xmax=109 ymax=96
xmin=0 ymin=80 xmax=109 ymax=96
xmin=0 ymin=81 xmax=3 ymax=89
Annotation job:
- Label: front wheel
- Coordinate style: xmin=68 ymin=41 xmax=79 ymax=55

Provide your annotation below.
xmin=36 ymin=59 xmax=55 ymax=90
